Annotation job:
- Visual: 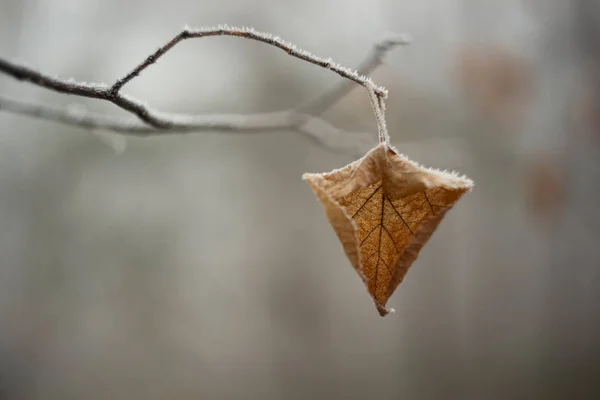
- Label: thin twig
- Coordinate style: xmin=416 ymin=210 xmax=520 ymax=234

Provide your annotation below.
xmin=0 ymin=96 xmax=371 ymax=156
xmin=0 ymin=25 xmax=406 ymax=154
xmin=0 ymin=96 xmax=295 ymax=134
xmin=366 ymin=87 xmax=390 ymax=145
xmin=109 ymin=25 xmax=391 ymax=98
xmin=296 ymin=33 xmax=410 ymax=116
xmin=0 ymin=57 xmax=173 ymax=128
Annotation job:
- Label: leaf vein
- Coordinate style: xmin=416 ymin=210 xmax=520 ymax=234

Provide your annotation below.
xmin=351 ymin=184 xmax=382 ymax=218
xmin=386 ymin=195 xmax=415 ymax=235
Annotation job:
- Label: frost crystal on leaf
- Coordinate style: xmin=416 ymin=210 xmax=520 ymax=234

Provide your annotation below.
xmin=304 ymin=144 xmax=473 ymax=316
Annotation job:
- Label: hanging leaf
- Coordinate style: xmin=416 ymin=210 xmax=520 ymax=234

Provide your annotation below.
xmin=304 ymin=143 xmax=473 ymax=316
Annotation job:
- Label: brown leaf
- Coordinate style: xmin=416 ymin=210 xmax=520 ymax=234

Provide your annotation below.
xmin=304 ymin=144 xmax=473 ymax=316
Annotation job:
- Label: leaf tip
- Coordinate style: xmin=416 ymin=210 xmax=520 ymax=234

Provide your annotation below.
xmin=377 ymin=304 xmax=395 ymax=317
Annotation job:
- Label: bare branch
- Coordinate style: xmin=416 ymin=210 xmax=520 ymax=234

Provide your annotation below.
xmin=0 ymin=57 xmax=176 ymax=128
xmin=109 ymin=25 xmax=390 ymax=98
xmin=297 ymin=33 xmax=411 ymax=116
xmin=0 ymin=25 xmax=406 ymax=154
xmin=0 ymin=96 xmax=371 ymax=156
xmin=0 ymin=96 xmax=293 ymax=134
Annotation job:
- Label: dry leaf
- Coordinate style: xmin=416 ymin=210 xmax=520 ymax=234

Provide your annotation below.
xmin=304 ymin=144 xmax=473 ymax=316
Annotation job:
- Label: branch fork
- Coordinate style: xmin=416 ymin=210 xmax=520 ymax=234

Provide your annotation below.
xmin=0 ymin=25 xmax=409 ymax=155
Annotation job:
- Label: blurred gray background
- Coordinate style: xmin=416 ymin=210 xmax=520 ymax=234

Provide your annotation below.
xmin=0 ymin=0 xmax=599 ymax=398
